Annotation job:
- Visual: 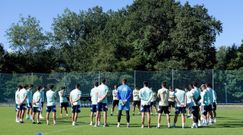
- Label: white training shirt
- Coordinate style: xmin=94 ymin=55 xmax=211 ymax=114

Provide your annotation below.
xmin=15 ymin=89 xmax=20 ymax=104
xmin=70 ymin=88 xmax=82 ymax=106
xmin=157 ymin=87 xmax=169 ymax=106
xmin=32 ymin=91 xmax=41 ymax=108
xmin=90 ymin=87 xmax=98 ymax=105
xmin=112 ymin=89 xmax=118 ymax=100
xmin=133 ymin=89 xmax=140 ymax=101
xmin=46 ymin=90 xmax=56 ymax=106
xmin=97 ymin=84 xmax=109 ymax=104
xmin=58 ymin=90 xmax=68 ymax=103
xmin=19 ymin=88 xmax=28 ymax=104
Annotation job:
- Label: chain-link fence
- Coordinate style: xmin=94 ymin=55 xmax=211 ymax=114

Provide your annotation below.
xmin=0 ymin=70 xmax=242 ymax=104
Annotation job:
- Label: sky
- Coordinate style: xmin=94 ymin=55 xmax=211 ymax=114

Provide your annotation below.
xmin=0 ymin=0 xmax=243 ymax=51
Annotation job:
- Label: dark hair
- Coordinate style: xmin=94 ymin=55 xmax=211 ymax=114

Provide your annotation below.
xmin=24 ymin=84 xmax=29 ymax=89
xmin=76 ymin=83 xmax=80 ymax=88
xmin=113 ymin=84 xmax=117 ymax=88
xmin=122 ymin=79 xmax=127 ymax=84
xmin=191 ymin=81 xmax=197 ymax=87
xmin=61 ymin=86 xmax=66 ymax=90
xmin=48 ymin=85 xmax=54 ymax=90
xmin=188 ymin=84 xmax=193 ymax=91
xmin=206 ymin=83 xmax=212 ymax=88
xmin=94 ymin=81 xmax=99 ymax=87
xmin=101 ymin=79 xmax=106 ymax=84
xmin=37 ymin=86 xmax=42 ymax=91
xmin=161 ymin=81 xmax=167 ymax=87
xmin=18 ymin=85 xmax=23 ymax=89
xmin=29 ymin=84 xmax=34 ymax=88
xmin=143 ymin=81 xmax=149 ymax=87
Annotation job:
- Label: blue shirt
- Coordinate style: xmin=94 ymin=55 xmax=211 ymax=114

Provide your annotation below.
xmin=117 ymin=84 xmax=132 ymax=102
xmin=40 ymin=89 xmax=45 ymax=102
xmin=26 ymin=89 xmax=33 ymax=104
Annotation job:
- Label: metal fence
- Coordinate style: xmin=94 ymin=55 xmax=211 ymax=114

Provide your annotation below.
xmin=0 ymin=70 xmax=242 ymax=104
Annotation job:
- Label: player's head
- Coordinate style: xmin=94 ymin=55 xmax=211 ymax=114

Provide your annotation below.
xmin=29 ymin=84 xmax=34 ymax=88
xmin=61 ymin=86 xmax=65 ymax=90
xmin=48 ymin=84 xmax=54 ymax=90
xmin=191 ymin=81 xmax=197 ymax=88
xmin=18 ymin=84 xmax=23 ymax=90
xmin=113 ymin=84 xmax=117 ymax=89
xmin=24 ymin=84 xmax=29 ymax=89
xmin=101 ymin=79 xmax=106 ymax=84
xmin=37 ymin=86 xmax=42 ymax=91
xmin=94 ymin=81 xmax=99 ymax=87
xmin=206 ymin=83 xmax=212 ymax=88
xmin=161 ymin=81 xmax=166 ymax=88
xmin=135 ymin=86 xmax=139 ymax=90
xmin=188 ymin=84 xmax=193 ymax=91
xmin=143 ymin=81 xmax=149 ymax=87
xmin=122 ymin=79 xmax=127 ymax=84
xmin=76 ymin=83 xmax=80 ymax=89
xmin=169 ymin=86 xmax=174 ymax=91
xmin=200 ymin=84 xmax=207 ymax=91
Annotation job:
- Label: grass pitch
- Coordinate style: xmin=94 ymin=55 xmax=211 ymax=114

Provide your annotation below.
xmin=0 ymin=105 xmax=242 ymax=135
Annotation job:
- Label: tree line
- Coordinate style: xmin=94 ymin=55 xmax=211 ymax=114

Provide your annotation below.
xmin=0 ymin=0 xmax=242 ymax=73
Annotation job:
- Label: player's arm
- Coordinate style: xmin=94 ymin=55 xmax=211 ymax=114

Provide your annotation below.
xmin=117 ymin=89 xmax=121 ymax=100
xmin=99 ymin=88 xmax=108 ymax=102
xmin=20 ymin=93 xmax=28 ymax=105
xmin=69 ymin=94 xmax=73 ymax=104
xmin=191 ymin=91 xmax=198 ymax=105
xmin=147 ymin=90 xmax=153 ymax=102
xmin=125 ymin=88 xmax=132 ymax=101
xmin=183 ymin=94 xmax=187 ymax=107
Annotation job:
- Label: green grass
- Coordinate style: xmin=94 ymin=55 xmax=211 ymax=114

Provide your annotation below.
xmin=0 ymin=105 xmax=243 ymax=135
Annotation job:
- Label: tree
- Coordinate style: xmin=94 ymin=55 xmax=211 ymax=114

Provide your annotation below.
xmin=6 ymin=16 xmax=48 ymax=53
xmin=0 ymin=43 xmax=5 ymax=71
xmin=215 ymin=46 xmax=227 ymax=69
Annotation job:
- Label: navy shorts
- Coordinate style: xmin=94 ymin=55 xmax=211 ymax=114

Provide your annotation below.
xmin=27 ymin=103 xmax=32 ymax=109
xmin=112 ymin=100 xmax=119 ymax=107
xmin=72 ymin=105 xmax=81 ymax=113
xmin=150 ymin=101 xmax=156 ymax=107
xmin=158 ymin=106 xmax=170 ymax=114
xmin=19 ymin=104 xmax=27 ymax=111
xmin=32 ymin=107 xmax=41 ymax=113
xmin=90 ymin=104 xmax=97 ymax=112
xmin=212 ymin=102 xmax=217 ymax=111
xmin=60 ymin=102 xmax=69 ymax=108
xmin=175 ymin=107 xmax=186 ymax=115
xmin=190 ymin=106 xmax=199 ymax=113
xmin=168 ymin=101 xmax=175 ymax=108
xmin=204 ymin=105 xmax=213 ymax=112
xmin=97 ymin=103 xmax=108 ymax=112
xmin=133 ymin=101 xmax=141 ymax=107
xmin=46 ymin=105 xmax=56 ymax=113
xmin=140 ymin=105 xmax=151 ymax=113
